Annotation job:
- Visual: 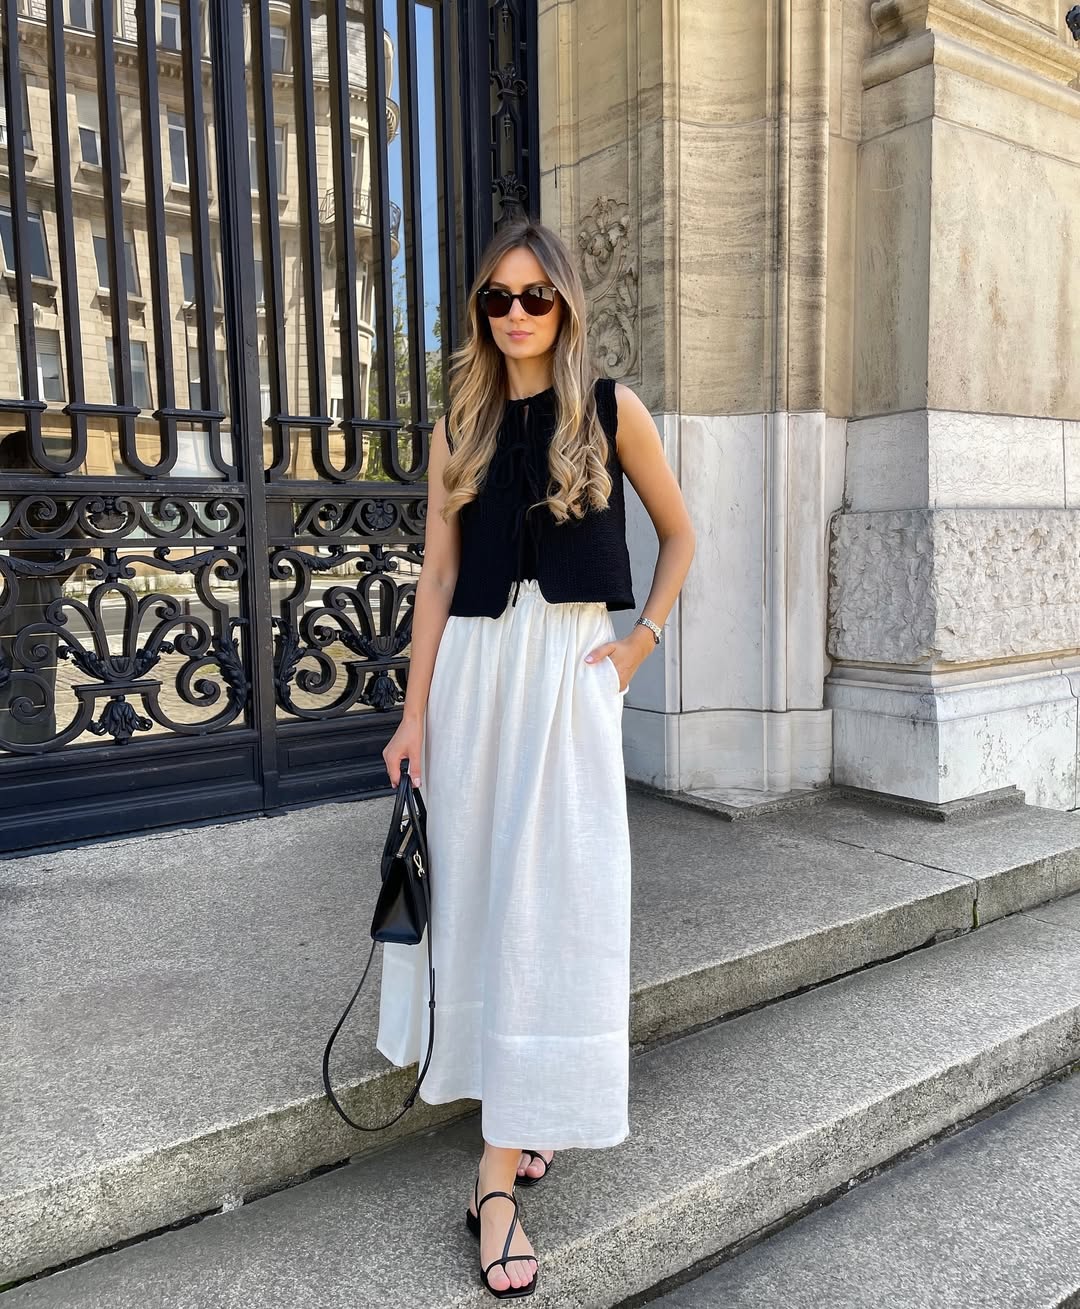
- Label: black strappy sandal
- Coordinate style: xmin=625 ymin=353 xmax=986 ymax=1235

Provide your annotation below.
xmin=465 ymin=1171 xmax=539 ymax=1299
xmin=515 ymin=1149 xmax=554 ymax=1187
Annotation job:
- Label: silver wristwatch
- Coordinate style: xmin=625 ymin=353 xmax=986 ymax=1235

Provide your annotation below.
xmin=634 ymin=615 xmax=662 ymax=646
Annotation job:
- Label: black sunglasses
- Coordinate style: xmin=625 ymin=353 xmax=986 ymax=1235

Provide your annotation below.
xmin=477 ymin=285 xmax=559 ymax=318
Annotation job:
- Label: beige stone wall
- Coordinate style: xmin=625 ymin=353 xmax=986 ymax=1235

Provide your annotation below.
xmin=539 ymin=0 xmax=1080 ymax=805
xmin=855 ymin=1 xmax=1080 ymax=421
xmin=538 ymin=1 xmax=848 ymax=797
xmin=538 ymin=0 xmax=660 ymax=407
xmin=537 ymin=1 xmax=888 ymax=425
xmin=836 ymin=1 xmax=1080 ymax=807
xmin=539 ymin=0 xmax=1080 ymax=432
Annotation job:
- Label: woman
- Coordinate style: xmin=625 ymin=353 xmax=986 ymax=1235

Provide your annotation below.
xmin=376 ymin=219 xmax=695 ymax=1298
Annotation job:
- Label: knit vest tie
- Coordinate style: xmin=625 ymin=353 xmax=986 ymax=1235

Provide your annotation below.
xmin=446 ymin=376 xmax=636 ymax=619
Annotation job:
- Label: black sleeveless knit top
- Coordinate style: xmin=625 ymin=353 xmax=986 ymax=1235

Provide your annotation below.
xmin=445 ymin=376 xmax=636 ymax=618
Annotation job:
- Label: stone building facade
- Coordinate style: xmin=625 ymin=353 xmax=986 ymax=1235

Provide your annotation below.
xmin=2 ymin=0 xmax=1078 ymax=830
xmin=542 ymin=1 xmax=1080 ymax=812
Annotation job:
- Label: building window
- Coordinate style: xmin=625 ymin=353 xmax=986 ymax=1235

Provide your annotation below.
xmin=76 ymin=90 xmax=101 ymax=166
xmin=66 ymin=0 xmax=93 ymax=31
xmin=64 ymin=1 xmax=124 ymax=36
xmin=167 ymin=110 xmax=188 ymax=187
xmin=358 ymin=259 xmax=370 ymax=319
xmin=36 ymin=329 xmax=65 ymax=401
xmin=75 ymin=91 xmax=126 ymax=171
xmin=248 ymin=122 xmax=286 ymax=196
xmin=93 ymin=229 xmax=141 ymax=297
xmin=254 ymin=256 xmax=265 ymax=306
xmin=274 ymin=124 xmax=286 ymax=193
xmin=186 ymin=346 xmax=201 ymax=408
xmin=0 ymin=71 xmax=32 ymax=151
xmin=178 ymin=236 xmax=223 ymax=307
xmin=269 ymin=22 xmax=289 ymax=73
xmin=179 ymin=247 xmax=195 ymax=303
xmin=108 ymin=338 xmax=153 ymax=410
xmin=329 ymin=356 xmax=343 ymax=420
xmin=351 ymin=135 xmax=365 ymax=199
xmin=331 ymin=263 xmax=371 ymax=323
xmin=187 ymin=345 xmax=227 ymax=411
xmin=259 ymin=354 xmax=271 ymax=422
xmin=0 ymin=205 xmax=52 ymax=279
xmin=123 ymin=233 xmax=141 ymax=294
xmin=160 ymin=2 xmax=181 ymax=51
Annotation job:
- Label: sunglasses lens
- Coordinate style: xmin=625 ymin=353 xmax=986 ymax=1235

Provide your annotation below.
xmin=479 ymin=289 xmax=513 ymax=318
xmin=520 ymin=289 xmax=555 ymax=316
xmin=478 ymin=286 xmax=558 ymax=318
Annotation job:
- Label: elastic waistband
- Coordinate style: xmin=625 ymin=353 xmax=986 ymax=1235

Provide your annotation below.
xmin=504 ymin=578 xmax=607 ymax=613
xmin=509 ymin=578 xmax=542 ymax=596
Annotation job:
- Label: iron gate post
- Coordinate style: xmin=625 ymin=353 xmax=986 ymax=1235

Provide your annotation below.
xmin=207 ymin=0 xmax=281 ymax=808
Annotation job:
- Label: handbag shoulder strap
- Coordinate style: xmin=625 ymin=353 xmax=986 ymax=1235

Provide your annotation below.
xmin=321 ymin=870 xmax=436 ymax=1132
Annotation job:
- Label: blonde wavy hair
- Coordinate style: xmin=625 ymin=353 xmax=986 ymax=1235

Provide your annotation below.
xmin=440 ymin=220 xmax=612 ymax=526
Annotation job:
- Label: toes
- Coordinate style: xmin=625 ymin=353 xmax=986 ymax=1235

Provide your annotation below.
xmin=526 ymin=1150 xmax=551 ymax=1177
xmin=508 ymin=1258 xmax=534 ymax=1289
xmin=477 ymin=1193 xmax=536 ymax=1293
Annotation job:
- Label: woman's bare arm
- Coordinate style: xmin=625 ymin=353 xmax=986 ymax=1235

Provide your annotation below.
xmin=610 ymin=382 xmax=696 ymax=657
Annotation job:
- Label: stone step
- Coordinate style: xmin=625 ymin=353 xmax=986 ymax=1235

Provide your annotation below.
xmin=9 ymin=893 xmax=1080 ymax=1306
xmin=653 ymin=1063 xmax=1080 ymax=1306
xmin=4 ymin=791 xmax=1080 ymax=1283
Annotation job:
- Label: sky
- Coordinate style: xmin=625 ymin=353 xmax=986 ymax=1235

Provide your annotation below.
xmin=383 ymin=3 xmax=443 ymax=348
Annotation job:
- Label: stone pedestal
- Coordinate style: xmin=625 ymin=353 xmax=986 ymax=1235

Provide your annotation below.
xmin=827 ymin=2 xmax=1080 ymax=809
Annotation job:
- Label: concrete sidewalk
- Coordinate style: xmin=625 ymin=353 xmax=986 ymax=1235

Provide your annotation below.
xmin=5 ymin=787 xmax=1080 ymax=1283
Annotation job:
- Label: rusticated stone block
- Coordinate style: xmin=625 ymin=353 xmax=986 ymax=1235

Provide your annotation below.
xmin=828 ymin=508 xmax=1080 ymax=665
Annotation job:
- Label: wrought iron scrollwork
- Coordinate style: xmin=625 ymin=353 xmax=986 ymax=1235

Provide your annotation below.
xmin=292 ymin=494 xmax=426 ymax=542
xmin=0 ymin=0 xmax=539 ymax=842
xmin=0 ymin=496 xmax=250 ymax=753
xmin=488 ymin=0 xmax=537 ymax=225
xmin=269 ymin=539 xmax=422 ymax=719
xmin=0 ymin=494 xmax=245 ymax=544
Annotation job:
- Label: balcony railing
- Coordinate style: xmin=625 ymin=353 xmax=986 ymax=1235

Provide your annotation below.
xmin=320 ymin=186 xmax=401 ymax=239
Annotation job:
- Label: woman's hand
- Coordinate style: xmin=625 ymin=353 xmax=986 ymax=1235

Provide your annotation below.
xmin=383 ymin=714 xmax=424 ymax=788
xmin=585 ymin=626 xmax=656 ymax=693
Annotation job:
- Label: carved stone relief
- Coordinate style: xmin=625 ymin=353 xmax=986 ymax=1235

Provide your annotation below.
xmin=578 ymin=196 xmax=638 ymax=379
xmin=828 ymin=508 xmax=1080 ymax=666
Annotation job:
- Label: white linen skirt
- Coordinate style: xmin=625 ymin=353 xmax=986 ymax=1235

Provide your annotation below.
xmin=375 ymin=577 xmax=632 ymax=1150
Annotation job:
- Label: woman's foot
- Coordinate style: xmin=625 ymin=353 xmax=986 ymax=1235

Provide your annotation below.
xmin=516 ymin=1149 xmax=554 ymax=1182
xmin=468 ymin=1148 xmax=538 ymax=1295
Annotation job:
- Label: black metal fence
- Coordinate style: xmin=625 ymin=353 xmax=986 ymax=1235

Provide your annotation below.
xmin=0 ymin=0 xmax=538 ymax=852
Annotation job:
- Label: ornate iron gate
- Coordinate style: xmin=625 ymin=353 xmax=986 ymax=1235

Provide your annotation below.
xmin=0 ymin=0 xmax=538 ymax=852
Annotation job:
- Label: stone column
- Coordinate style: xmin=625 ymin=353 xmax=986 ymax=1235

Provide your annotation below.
xmin=538 ymin=0 xmax=843 ymax=804
xmin=827 ymin=1 xmax=1080 ymax=809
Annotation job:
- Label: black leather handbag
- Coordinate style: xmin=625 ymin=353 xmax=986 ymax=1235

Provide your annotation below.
xmin=321 ymin=761 xmax=436 ymax=1131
